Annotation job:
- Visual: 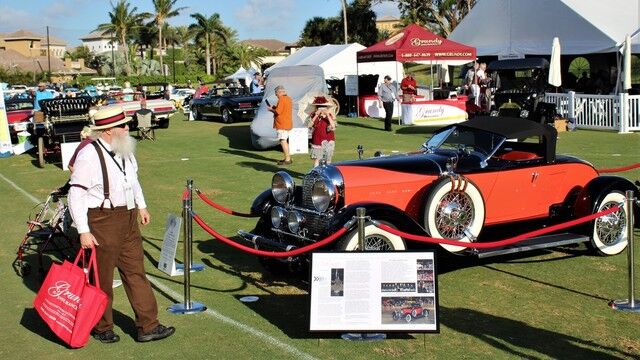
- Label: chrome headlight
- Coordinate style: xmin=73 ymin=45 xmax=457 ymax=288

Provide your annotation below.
xmin=271 ymin=171 xmax=295 ymax=204
xmin=270 ymin=206 xmax=286 ymax=228
xmin=520 ymin=109 xmax=529 ymax=118
xmin=490 ymin=110 xmax=499 ymax=117
xmin=311 ymin=177 xmax=337 ymax=212
xmin=287 ymin=210 xmax=304 ymax=233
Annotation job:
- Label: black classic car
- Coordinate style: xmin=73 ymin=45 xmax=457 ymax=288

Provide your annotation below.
xmin=239 ymin=117 xmax=638 ymax=272
xmin=189 ymin=86 xmax=262 ymax=123
xmin=488 ymin=58 xmax=557 ymax=123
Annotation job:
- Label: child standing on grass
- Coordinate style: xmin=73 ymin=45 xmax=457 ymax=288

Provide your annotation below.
xmin=308 ymin=96 xmax=337 ymax=167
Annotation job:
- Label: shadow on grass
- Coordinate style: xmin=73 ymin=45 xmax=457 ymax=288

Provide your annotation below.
xmin=440 ymin=306 xmax=636 ymax=359
xmin=218 ymin=125 xmax=254 ymax=150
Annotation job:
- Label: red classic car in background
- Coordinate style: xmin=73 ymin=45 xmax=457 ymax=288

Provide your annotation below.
xmin=241 ymin=117 xmax=639 ymax=273
xmin=6 ymin=97 xmax=34 ymax=142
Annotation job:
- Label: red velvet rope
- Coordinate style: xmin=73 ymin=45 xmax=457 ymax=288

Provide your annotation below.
xmin=375 ymin=205 xmax=621 ymax=249
xmin=192 ymin=214 xmax=348 ymax=258
xmin=598 ymin=163 xmax=640 ymax=174
xmin=195 ymin=190 xmax=259 ymax=218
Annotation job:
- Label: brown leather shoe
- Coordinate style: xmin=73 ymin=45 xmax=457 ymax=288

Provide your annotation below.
xmin=277 ymin=159 xmax=292 ymax=165
xmin=137 ymin=324 xmax=175 ymax=342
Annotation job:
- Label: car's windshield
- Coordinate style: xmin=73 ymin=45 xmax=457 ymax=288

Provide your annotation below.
xmin=423 ymin=126 xmax=506 ymax=158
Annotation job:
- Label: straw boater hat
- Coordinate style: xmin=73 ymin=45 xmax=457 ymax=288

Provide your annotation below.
xmin=90 ymin=106 xmax=132 ymax=130
xmin=311 ymin=96 xmax=334 ymax=108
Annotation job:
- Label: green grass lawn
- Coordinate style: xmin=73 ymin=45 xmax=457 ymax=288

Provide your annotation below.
xmin=1 ymin=113 xmax=639 ymax=359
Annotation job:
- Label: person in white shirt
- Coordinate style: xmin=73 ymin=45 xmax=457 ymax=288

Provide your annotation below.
xmin=68 ymin=106 xmax=175 ymax=344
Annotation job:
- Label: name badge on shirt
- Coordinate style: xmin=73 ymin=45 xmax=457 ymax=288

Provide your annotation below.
xmin=124 ymin=180 xmax=135 ymax=210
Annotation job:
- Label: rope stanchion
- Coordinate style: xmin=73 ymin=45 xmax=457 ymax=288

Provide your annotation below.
xmin=192 ymin=213 xmax=348 ymax=257
xmin=195 ymin=189 xmax=259 ymax=218
xmin=373 ymin=205 xmax=621 ymax=249
xmin=610 ymin=190 xmax=640 ymax=312
xmin=598 ymin=163 xmax=640 ymax=174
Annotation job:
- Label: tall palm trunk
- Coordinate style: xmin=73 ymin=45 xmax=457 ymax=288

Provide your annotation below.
xmin=158 ymin=23 xmax=164 ymax=76
xmin=120 ymin=32 xmax=131 ymax=75
xmin=205 ymin=33 xmax=211 ymax=75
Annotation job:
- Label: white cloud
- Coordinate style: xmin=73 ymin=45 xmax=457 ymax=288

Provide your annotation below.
xmin=0 ymin=7 xmax=33 ymax=31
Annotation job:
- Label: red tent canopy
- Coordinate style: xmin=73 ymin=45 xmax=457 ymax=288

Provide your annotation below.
xmin=357 ymin=24 xmax=476 ymax=63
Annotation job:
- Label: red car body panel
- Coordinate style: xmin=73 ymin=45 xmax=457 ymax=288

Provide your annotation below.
xmin=8 ymin=109 xmax=33 ymax=124
xmin=338 ymin=162 xmax=598 ymax=226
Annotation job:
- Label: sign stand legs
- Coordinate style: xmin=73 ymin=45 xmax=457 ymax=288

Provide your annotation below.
xmin=610 ymin=190 xmax=640 ymax=312
xmin=342 ymin=207 xmax=387 ymax=341
xmin=168 ymin=179 xmax=206 ymax=314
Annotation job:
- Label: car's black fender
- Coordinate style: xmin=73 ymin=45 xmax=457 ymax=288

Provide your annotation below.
xmin=573 ymin=176 xmax=639 ymax=226
xmin=250 ymin=189 xmax=273 ymax=216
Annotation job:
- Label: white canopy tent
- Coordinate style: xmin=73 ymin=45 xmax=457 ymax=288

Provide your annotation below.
xmin=225 ymin=66 xmax=257 ymax=86
xmin=266 ymin=43 xmax=404 ymax=86
xmin=449 ymin=0 xmax=640 ymax=56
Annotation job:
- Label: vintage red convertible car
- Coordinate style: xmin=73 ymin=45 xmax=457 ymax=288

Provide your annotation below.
xmin=393 ymin=303 xmax=428 ymax=322
xmin=6 ymin=97 xmax=34 ymax=142
xmin=241 ymin=117 xmax=638 ymax=271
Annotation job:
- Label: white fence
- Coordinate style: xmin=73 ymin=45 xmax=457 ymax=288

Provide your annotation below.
xmin=545 ymin=92 xmax=640 ymax=132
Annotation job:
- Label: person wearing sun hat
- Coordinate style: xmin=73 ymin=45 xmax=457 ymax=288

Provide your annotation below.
xmin=307 ymin=95 xmax=337 ymax=167
xmin=67 ymin=106 xmax=175 ymax=344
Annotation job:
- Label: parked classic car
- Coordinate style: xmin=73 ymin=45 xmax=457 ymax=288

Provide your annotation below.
xmin=240 ymin=117 xmax=638 ymax=272
xmin=100 ymin=91 xmax=176 ymax=129
xmin=190 ymin=86 xmax=262 ymax=123
xmin=488 ymin=58 xmax=557 ymax=123
xmin=392 ymin=303 xmax=428 ymax=322
xmin=6 ymin=97 xmax=34 ymax=142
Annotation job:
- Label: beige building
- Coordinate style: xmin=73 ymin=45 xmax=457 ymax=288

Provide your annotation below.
xmin=0 ymin=29 xmax=67 ymax=59
xmin=80 ymin=30 xmax=119 ymax=54
xmin=376 ymin=15 xmax=401 ymax=33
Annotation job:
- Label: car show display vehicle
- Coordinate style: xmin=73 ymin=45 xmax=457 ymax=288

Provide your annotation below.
xmin=101 ymin=90 xmax=176 ymax=129
xmin=241 ymin=117 xmax=638 ymax=271
xmin=190 ymin=86 xmax=262 ymax=123
xmin=6 ymin=97 xmax=34 ymax=143
xmin=27 ymin=97 xmax=92 ymax=168
xmin=488 ymin=58 xmax=557 ymax=123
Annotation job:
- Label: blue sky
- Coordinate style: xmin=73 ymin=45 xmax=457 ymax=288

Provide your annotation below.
xmin=0 ymin=0 xmax=400 ymax=46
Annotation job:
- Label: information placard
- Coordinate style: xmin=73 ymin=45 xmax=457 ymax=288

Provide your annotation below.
xmin=288 ymin=127 xmax=309 ymax=154
xmin=158 ymin=213 xmax=182 ymax=276
xmin=310 ymin=251 xmax=438 ymax=332
xmin=345 ymin=75 xmax=359 ymax=96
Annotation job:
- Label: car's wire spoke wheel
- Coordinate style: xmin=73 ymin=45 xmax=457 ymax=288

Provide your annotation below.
xmin=424 ymin=177 xmax=485 ymax=253
xmin=434 ymin=191 xmax=474 ymax=239
xmin=338 ymin=223 xmax=406 ymax=251
xmin=590 ymin=191 xmax=628 ymax=255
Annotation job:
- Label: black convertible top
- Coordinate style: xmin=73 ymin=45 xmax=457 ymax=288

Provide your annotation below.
xmin=456 ymin=116 xmax=557 ymax=162
xmin=488 ymin=58 xmax=549 ymax=71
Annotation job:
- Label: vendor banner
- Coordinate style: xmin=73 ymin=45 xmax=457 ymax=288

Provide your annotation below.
xmin=0 ymin=88 xmax=13 ymax=157
xmin=401 ymin=101 xmax=468 ymax=127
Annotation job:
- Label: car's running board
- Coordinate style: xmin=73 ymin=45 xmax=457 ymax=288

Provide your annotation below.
xmin=475 ymin=233 xmax=589 ymax=259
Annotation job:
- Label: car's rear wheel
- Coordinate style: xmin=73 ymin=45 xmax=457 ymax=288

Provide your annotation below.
xmin=192 ymin=108 xmax=202 ymax=120
xmin=590 ymin=191 xmax=628 ymax=255
xmin=221 ymin=108 xmax=233 ymax=124
xmin=337 ymin=222 xmax=406 ymax=251
xmin=423 ymin=177 xmax=485 ymax=253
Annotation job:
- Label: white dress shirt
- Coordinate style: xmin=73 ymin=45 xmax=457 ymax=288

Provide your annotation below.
xmin=68 ymin=139 xmax=146 ymax=234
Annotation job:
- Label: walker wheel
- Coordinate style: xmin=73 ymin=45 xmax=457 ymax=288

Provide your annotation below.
xmin=18 ymin=263 xmax=31 ymax=277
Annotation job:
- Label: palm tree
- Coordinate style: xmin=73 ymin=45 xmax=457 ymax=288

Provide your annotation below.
xmin=232 ymin=43 xmax=268 ymax=70
xmin=96 ymin=0 xmax=149 ymax=75
xmin=189 ymin=12 xmax=228 ymax=76
xmin=151 ymin=0 xmax=187 ymax=76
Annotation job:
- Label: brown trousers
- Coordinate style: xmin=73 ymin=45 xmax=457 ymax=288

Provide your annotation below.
xmin=88 ymin=206 xmax=159 ymax=334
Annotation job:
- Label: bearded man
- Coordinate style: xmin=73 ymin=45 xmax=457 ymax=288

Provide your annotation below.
xmin=68 ymin=106 xmax=175 ymax=344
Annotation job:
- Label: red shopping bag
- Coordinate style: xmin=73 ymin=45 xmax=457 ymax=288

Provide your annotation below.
xmin=33 ymin=249 xmax=108 ymax=348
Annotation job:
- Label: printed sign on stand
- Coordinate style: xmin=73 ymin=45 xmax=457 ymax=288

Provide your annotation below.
xmin=310 ymin=251 xmax=439 ymax=332
xmin=158 ymin=214 xmax=183 ymax=276
xmin=289 ymin=127 xmax=309 ymax=154
xmin=0 ymin=88 xmax=13 ymax=158
xmin=345 ymin=75 xmax=359 ymax=96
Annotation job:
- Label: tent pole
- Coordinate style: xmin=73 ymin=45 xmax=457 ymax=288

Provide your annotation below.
xmin=356 ymin=62 xmax=360 ymax=118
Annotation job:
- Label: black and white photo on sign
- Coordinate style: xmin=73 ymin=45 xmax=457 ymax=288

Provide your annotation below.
xmin=330 ymin=268 xmax=344 ymax=297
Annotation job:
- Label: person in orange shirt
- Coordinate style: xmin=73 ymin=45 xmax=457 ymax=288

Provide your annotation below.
xmin=268 ymin=85 xmax=293 ymax=165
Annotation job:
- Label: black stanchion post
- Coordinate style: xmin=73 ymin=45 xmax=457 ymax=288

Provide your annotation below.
xmin=342 ymin=207 xmax=386 ymax=341
xmin=609 ymin=190 xmax=640 ymax=312
xmin=168 ymin=179 xmax=206 ymax=314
